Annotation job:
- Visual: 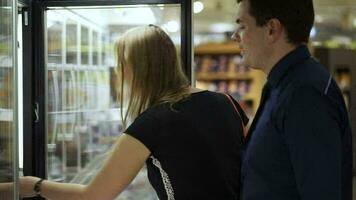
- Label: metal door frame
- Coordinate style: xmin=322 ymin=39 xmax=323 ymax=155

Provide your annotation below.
xmin=27 ymin=0 xmax=192 ymax=180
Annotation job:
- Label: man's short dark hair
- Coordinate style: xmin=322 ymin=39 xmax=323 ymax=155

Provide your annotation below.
xmin=237 ymin=0 xmax=314 ymax=45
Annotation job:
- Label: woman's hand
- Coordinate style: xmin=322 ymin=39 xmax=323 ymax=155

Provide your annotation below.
xmin=16 ymin=134 xmax=150 ymax=200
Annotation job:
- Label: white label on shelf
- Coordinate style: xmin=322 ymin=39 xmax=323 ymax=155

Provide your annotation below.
xmin=0 ymin=109 xmax=13 ymax=121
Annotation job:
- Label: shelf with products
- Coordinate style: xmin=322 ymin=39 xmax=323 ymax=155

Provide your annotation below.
xmin=47 ymin=63 xmax=110 ymax=71
xmin=47 ymin=10 xmax=109 ymax=67
xmin=0 ymin=14 xmax=15 ymax=187
xmin=46 ymin=9 xmax=119 ymax=183
xmin=313 ymin=47 xmax=356 ymax=174
xmin=314 ymin=47 xmax=356 ymax=112
xmin=47 ymin=81 xmax=113 ymax=175
xmin=0 ymin=55 xmax=12 ymax=68
xmin=0 ymin=108 xmax=13 ymax=121
xmin=0 ymin=68 xmax=13 ymax=109
xmin=196 ymin=73 xmax=252 ymax=81
xmin=194 ymin=42 xmax=266 ymax=121
xmin=334 ymin=67 xmax=352 ymax=111
xmin=0 ymin=41 xmax=8 ymax=55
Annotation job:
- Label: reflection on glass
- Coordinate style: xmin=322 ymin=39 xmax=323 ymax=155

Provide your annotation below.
xmin=101 ymin=35 xmax=107 ymax=67
xmin=48 ymin=20 xmax=62 ymax=64
xmin=81 ymin=26 xmax=89 ymax=65
xmin=47 ymin=70 xmax=62 ymax=181
xmin=92 ymin=31 xmax=99 ymax=65
xmin=46 ymin=4 xmax=181 ymax=199
xmin=87 ymin=71 xmax=97 ymax=109
xmin=0 ymin=1 xmax=15 ymax=199
xmin=66 ymin=20 xmax=77 ymax=64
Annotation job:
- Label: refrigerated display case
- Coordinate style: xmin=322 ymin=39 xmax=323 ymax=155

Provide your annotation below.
xmin=46 ymin=9 xmax=115 ymax=183
xmin=21 ymin=1 xmax=192 ymax=199
xmin=0 ymin=0 xmax=18 ymax=199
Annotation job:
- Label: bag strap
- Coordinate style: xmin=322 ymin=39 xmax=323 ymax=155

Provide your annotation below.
xmin=224 ymin=93 xmax=248 ymax=138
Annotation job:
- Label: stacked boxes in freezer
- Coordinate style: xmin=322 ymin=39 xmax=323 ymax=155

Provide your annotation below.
xmin=46 ymin=10 xmax=118 ymax=182
xmin=0 ymin=10 xmax=14 ymax=183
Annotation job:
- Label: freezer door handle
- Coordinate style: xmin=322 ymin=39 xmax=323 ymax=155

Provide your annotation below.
xmin=34 ymin=102 xmax=40 ymax=123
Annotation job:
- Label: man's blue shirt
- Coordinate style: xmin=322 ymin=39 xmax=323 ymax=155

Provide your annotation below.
xmin=241 ymin=45 xmax=352 ymax=200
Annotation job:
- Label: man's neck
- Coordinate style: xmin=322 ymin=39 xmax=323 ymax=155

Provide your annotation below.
xmin=262 ymin=43 xmax=299 ymax=75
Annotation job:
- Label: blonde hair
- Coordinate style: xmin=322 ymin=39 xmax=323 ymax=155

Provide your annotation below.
xmin=115 ymin=25 xmax=190 ymax=128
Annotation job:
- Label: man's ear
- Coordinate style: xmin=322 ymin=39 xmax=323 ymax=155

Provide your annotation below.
xmin=265 ymin=18 xmax=283 ymax=43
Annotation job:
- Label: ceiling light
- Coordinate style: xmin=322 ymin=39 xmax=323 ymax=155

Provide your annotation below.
xmin=209 ymin=23 xmax=234 ymax=33
xmin=157 ymin=4 xmax=164 ymax=10
xmin=115 ymin=8 xmax=156 ymax=25
xmin=164 ymin=20 xmax=180 ymax=33
xmin=193 ymin=1 xmax=204 ymax=14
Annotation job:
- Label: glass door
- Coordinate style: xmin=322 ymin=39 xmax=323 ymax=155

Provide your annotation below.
xmin=44 ymin=2 xmax=189 ymax=199
xmin=0 ymin=0 xmax=18 ymax=199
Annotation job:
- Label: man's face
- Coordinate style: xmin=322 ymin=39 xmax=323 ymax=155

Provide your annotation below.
xmin=232 ymin=0 xmax=268 ymax=70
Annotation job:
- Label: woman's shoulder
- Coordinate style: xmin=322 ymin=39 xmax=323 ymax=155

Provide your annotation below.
xmin=138 ymin=90 xmax=228 ymax=119
xmin=189 ymin=90 xmax=226 ymax=100
xmin=189 ymin=90 xmax=232 ymax=107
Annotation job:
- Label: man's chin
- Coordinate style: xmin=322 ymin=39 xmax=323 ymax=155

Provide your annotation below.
xmin=241 ymin=60 xmax=259 ymax=71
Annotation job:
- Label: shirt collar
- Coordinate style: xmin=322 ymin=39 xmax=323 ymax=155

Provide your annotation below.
xmin=267 ymin=45 xmax=311 ymax=88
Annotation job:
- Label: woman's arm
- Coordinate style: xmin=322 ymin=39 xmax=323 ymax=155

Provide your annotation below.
xmin=21 ymin=133 xmax=150 ymax=200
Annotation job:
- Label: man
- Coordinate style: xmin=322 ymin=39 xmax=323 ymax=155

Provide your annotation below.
xmin=231 ymin=0 xmax=353 ymax=199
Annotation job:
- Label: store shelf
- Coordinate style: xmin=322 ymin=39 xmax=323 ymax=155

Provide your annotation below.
xmin=195 ymin=42 xmax=241 ymax=55
xmin=194 ymin=43 xmax=266 ymax=119
xmin=0 ymin=65 xmax=12 ymax=68
xmin=0 ymin=56 xmax=13 ymax=68
xmin=196 ymin=73 xmax=251 ymax=81
xmin=47 ymin=63 xmax=110 ymax=71
xmin=48 ymin=108 xmax=122 ymax=121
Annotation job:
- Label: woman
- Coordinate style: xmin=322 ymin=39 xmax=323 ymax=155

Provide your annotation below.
xmin=20 ymin=25 xmax=248 ymax=200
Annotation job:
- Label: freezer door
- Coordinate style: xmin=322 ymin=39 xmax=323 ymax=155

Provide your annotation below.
xmin=0 ymin=0 xmax=19 ymax=199
xmin=45 ymin=4 xmax=182 ymax=199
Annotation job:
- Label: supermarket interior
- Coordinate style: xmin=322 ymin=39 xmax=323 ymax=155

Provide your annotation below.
xmin=1 ymin=0 xmax=356 ymax=199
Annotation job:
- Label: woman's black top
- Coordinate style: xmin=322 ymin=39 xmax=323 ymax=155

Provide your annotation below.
xmin=125 ymin=91 xmax=248 ymax=200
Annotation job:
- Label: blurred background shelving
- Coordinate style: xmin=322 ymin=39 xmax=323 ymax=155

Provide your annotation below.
xmin=2 ymin=0 xmax=356 ymax=199
xmin=194 ymin=42 xmax=265 ymax=122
